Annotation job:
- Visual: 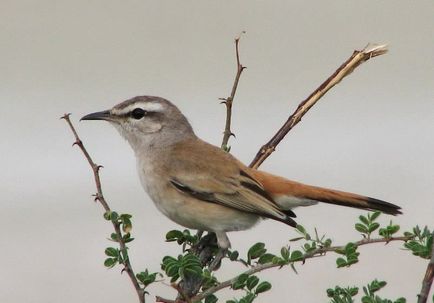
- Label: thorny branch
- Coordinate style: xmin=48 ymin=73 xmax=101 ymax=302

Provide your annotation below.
xmin=417 ymin=231 xmax=434 ymax=303
xmin=192 ymin=236 xmax=413 ymax=302
xmin=220 ymin=31 xmax=246 ymax=150
xmin=249 ymin=44 xmax=389 ymax=169
xmin=61 ymin=114 xmax=145 ymax=303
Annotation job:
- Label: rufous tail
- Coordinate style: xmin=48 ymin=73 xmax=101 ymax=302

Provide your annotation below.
xmin=250 ymin=170 xmax=402 ymax=215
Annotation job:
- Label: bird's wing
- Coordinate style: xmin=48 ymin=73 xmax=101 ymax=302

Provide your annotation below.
xmin=167 ymin=138 xmax=297 ymax=226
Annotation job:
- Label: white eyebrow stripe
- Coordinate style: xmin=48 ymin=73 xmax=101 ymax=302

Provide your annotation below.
xmin=113 ymin=102 xmax=164 ymax=115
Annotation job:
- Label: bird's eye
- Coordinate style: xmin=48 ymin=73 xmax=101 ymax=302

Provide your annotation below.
xmin=131 ymin=108 xmax=146 ymax=119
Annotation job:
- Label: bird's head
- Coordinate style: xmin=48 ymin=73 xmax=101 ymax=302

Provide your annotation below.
xmin=81 ymin=96 xmax=194 ymax=151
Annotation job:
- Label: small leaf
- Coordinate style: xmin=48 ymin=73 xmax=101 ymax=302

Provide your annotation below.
xmin=122 ymin=217 xmax=132 ymax=233
xmin=370 ymin=211 xmax=381 ymax=221
xmin=105 ymin=247 xmax=119 ymax=257
xmin=296 ymin=224 xmax=306 ymax=234
xmin=258 ymin=253 xmax=275 ymax=264
xmin=166 ymin=230 xmax=184 ymax=241
xmin=247 ymin=242 xmax=266 ymax=262
xmin=336 ymin=257 xmax=347 ymax=268
xmin=110 ymin=233 xmax=119 ymax=242
xmin=246 ymin=276 xmax=259 ymax=290
xmin=290 ymin=250 xmax=303 ymax=262
xmin=104 ymin=257 xmax=117 ymax=268
xmin=289 ymin=236 xmax=305 ymax=242
xmin=204 ymin=294 xmax=218 ymax=303
xmin=103 ymin=211 xmax=111 ymax=221
xmin=229 ymin=250 xmax=239 ymax=261
xmin=281 ymin=247 xmax=290 ymax=260
xmin=359 ymin=215 xmax=369 ymax=225
xmin=255 ymin=281 xmax=272 ymax=294
xmin=368 ymin=222 xmax=380 ymax=233
xmin=110 ymin=211 xmax=119 ymax=222
xmin=324 ymin=238 xmax=332 ymax=247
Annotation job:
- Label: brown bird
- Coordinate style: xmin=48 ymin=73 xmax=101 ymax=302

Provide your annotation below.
xmin=82 ymin=96 xmax=401 ymax=251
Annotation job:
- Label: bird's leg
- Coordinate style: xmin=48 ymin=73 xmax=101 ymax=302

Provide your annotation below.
xmin=208 ymin=232 xmax=231 ymax=271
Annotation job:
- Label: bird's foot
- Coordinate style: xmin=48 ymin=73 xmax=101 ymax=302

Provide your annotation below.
xmin=208 ymin=248 xmax=227 ymax=271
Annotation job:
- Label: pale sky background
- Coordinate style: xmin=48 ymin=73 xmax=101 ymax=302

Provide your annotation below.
xmin=1 ymin=1 xmax=433 ymax=302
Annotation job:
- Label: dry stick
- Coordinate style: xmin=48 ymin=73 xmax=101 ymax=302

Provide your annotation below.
xmin=249 ymin=44 xmax=388 ymax=169
xmin=170 ymin=33 xmax=248 ymax=303
xmin=192 ymin=236 xmax=413 ymax=302
xmin=417 ymin=231 xmax=434 ymax=303
xmin=61 ymin=114 xmax=145 ymax=303
xmin=220 ymin=31 xmax=246 ymax=149
xmin=155 ymin=296 xmax=176 ymax=303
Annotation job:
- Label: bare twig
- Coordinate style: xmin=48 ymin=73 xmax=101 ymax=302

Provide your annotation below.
xmin=220 ymin=31 xmax=246 ymax=150
xmin=249 ymin=44 xmax=388 ymax=169
xmin=417 ymin=231 xmax=434 ymax=303
xmin=155 ymin=296 xmax=176 ymax=303
xmin=192 ymin=235 xmax=412 ymax=302
xmin=61 ymin=114 xmax=145 ymax=303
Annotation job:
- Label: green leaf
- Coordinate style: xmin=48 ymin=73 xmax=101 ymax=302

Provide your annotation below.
xmin=204 ymin=294 xmax=218 ymax=303
xmin=359 ymin=215 xmax=369 ymax=225
xmin=237 ymin=273 xmax=249 ymax=284
xmin=368 ymin=222 xmax=380 ymax=233
xmin=123 ymin=233 xmax=134 ymax=243
xmin=258 ymin=253 xmax=275 ymax=264
xmin=105 ymin=247 xmax=119 ymax=257
xmin=370 ymin=211 xmax=381 ymax=221
xmin=281 ymin=247 xmax=290 ymax=260
xmin=246 ymin=276 xmax=259 ymax=290
xmin=104 ymin=257 xmax=117 ymax=268
xmin=255 ymin=281 xmax=272 ymax=294
xmin=166 ymin=230 xmax=184 ymax=242
xmin=336 ymin=257 xmax=347 ymax=268
xmin=103 ymin=211 xmax=111 ymax=220
xmin=296 ymin=224 xmax=306 ymax=234
xmin=247 ymin=242 xmax=266 ymax=262
xmin=354 ymin=223 xmax=368 ymax=234
xmin=229 ymin=250 xmax=239 ymax=261
xmin=110 ymin=233 xmax=119 ymax=242
xmin=122 ymin=217 xmax=132 ymax=233
xmin=289 ymin=250 xmax=303 ymax=262
xmin=232 ymin=273 xmax=248 ymax=290
xmin=289 ymin=236 xmax=305 ymax=242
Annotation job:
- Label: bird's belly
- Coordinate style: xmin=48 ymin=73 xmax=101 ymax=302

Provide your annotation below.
xmin=159 ymin=195 xmax=260 ymax=233
xmin=138 ymin=171 xmax=258 ymax=232
xmin=136 ymin=160 xmax=260 ymax=232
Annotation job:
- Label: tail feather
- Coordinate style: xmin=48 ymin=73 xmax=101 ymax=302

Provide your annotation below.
xmin=249 ymin=170 xmax=402 ymax=215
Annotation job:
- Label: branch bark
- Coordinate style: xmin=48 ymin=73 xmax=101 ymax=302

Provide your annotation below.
xmin=417 ymin=231 xmax=434 ymax=303
xmin=249 ymin=44 xmax=388 ymax=169
xmin=220 ymin=31 xmax=246 ymax=150
xmin=192 ymin=235 xmax=412 ymax=302
xmin=61 ymin=114 xmax=145 ymax=303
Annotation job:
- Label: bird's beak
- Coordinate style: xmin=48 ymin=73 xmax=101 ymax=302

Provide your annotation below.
xmin=81 ymin=110 xmax=111 ymax=121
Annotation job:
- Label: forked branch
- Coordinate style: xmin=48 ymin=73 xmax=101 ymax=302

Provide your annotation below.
xmin=249 ymin=44 xmax=388 ymax=169
xmin=220 ymin=31 xmax=246 ymax=150
xmin=61 ymin=114 xmax=145 ymax=303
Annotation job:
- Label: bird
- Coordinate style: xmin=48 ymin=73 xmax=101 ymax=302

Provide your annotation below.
xmin=81 ymin=95 xmax=402 ymax=251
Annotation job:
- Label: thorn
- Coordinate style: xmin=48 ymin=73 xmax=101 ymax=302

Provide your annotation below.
xmin=72 ymin=140 xmax=82 ymax=147
xmin=60 ymin=113 xmax=71 ymax=120
xmin=121 ymin=266 xmax=127 ymax=274
xmin=230 ymin=132 xmax=236 ymax=138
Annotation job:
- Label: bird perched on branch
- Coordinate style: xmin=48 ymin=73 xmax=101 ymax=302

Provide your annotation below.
xmin=82 ymin=96 xmax=401 ymax=251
